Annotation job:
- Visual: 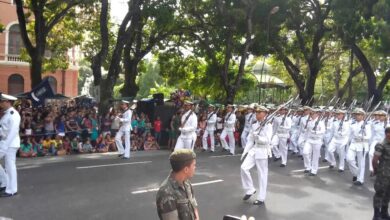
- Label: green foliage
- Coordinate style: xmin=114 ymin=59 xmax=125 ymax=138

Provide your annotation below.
xmin=137 ymin=59 xmax=164 ymax=98
xmin=113 ymin=83 xmax=124 ymax=98
xmin=78 ymin=59 xmax=93 ymax=94
xmin=0 ymin=23 xmax=4 ymax=33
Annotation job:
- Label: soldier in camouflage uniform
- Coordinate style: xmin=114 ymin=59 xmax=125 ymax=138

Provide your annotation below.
xmin=372 ymin=127 xmax=390 ymax=220
xmin=156 ymin=149 xmax=199 ymax=220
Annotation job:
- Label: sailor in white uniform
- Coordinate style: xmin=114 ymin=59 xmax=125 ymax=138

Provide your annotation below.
xmin=175 ymin=101 xmax=198 ymax=150
xmin=202 ymin=104 xmax=217 ymax=152
xmin=0 ymin=93 xmax=21 ymax=197
xmin=241 ymin=105 xmax=272 ymax=206
xmin=241 ymin=104 xmax=256 ymax=149
xmin=220 ymin=104 xmax=237 ymax=155
xmin=115 ymin=100 xmax=135 ymax=159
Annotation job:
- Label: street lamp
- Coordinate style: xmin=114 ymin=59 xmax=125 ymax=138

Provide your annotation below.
xmin=258 ymin=6 xmax=279 ymax=104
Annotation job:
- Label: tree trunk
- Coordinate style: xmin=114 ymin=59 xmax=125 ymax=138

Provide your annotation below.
xmin=91 ymin=0 xmax=109 ymax=86
xmin=98 ymin=80 xmax=113 ymax=116
xmin=225 ymin=86 xmax=236 ymax=104
xmin=121 ymin=57 xmax=140 ymax=98
xmin=30 ymin=51 xmax=43 ymax=88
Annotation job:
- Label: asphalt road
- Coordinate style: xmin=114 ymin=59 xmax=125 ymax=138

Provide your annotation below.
xmin=0 ymin=148 xmax=375 ymax=220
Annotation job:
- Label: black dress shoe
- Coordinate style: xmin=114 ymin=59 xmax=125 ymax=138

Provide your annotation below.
xmin=322 ymin=159 xmax=328 ymax=163
xmin=338 ymin=169 xmax=344 ymax=173
xmin=118 ymin=154 xmax=124 ymax=157
xmin=201 ymin=149 xmax=206 ymax=152
xmin=280 ymin=164 xmax=286 ymax=167
xmin=304 ymin=170 xmax=310 ymax=173
xmin=0 ymin=192 xmax=17 ymax=197
xmin=273 ymin=157 xmax=281 ymax=162
xmin=209 ymin=151 xmax=214 ymax=153
xmin=0 ymin=187 xmax=5 ymax=192
xmin=309 ymin=173 xmax=317 ymax=176
xmin=354 ymin=181 xmax=363 ymax=186
xmin=352 ymin=176 xmax=357 ymax=182
xmin=121 ymin=157 xmax=130 ymax=160
xmin=329 ymin=165 xmax=334 ymax=169
xmin=253 ymin=200 xmax=264 ymax=206
xmin=242 ymin=191 xmax=256 ymax=201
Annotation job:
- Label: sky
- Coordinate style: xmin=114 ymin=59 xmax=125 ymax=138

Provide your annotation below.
xmin=110 ymin=0 xmax=128 ymax=24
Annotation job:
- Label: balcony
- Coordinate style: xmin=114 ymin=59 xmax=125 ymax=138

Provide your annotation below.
xmin=6 ymin=54 xmax=24 ymax=62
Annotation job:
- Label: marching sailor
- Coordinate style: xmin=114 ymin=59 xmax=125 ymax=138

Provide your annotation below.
xmin=175 ymin=101 xmax=198 ymax=150
xmin=115 ymin=100 xmax=135 ymax=159
xmin=241 ymin=104 xmax=256 ymax=149
xmin=202 ymin=104 xmax=217 ymax=152
xmin=220 ymin=104 xmax=237 ymax=155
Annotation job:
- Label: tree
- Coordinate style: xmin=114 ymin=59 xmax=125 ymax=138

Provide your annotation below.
xmin=333 ymin=0 xmax=390 ymax=106
xmin=14 ymin=0 xmax=87 ymax=88
xmin=271 ymin=0 xmax=333 ymax=105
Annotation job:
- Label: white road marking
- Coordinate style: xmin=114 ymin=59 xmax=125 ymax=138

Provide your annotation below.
xmin=210 ymin=154 xmax=241 ymax=158
xmin=76 ymin=161 xmax=152 ymax=169
xmin=290 ymin=166 xmax=329 ymax=173
xmin=131 ymin=179 xmax=224 ymax=194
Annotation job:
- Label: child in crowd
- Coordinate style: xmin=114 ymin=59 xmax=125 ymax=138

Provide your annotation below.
xmin=42 ymin=135 xmax=57 ymax=155
xmin=32 ymin=137 xmax=46 ymax=156
xmin=70 ymin=136 xmax=80 ymax=153
xmin=96 ymin=134 xmax=108 ymax=153
xmin=104 ymin=133 xmax=116 ymax=152
xmin=62 ymin=136 xmax=72 ymax=155
xmin=153 ymin=116 xmax=162 ymax=145
xmin=144 ymin=132 xmax=159 ymax=151
xmin=82 ymin=137 xmax=94 ymax=153
xmin=19 ymin=137 xmax=37 ymax=158
xmin=54 ymin=135 xmax=66 ymax=156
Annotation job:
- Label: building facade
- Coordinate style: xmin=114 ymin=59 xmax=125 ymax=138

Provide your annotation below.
xmin=0 ymin=0 xmax=79 ymax=97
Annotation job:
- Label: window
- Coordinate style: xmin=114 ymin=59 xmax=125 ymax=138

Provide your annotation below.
xmin=8 ymin=24 xmax=23 ymax=55
xmin=8 ymin=74 xmax=24 ymax=95
xmin=46 ymin=76 xmax=57 ymax=93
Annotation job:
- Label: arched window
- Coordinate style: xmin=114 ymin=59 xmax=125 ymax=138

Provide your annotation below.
xmin=8 ymin=24 xmax=23 ymax=55
xmin=46 ymin=76 xmax=57 ymax=93
xmin=8 ymin=74 xmax=24 ymax=95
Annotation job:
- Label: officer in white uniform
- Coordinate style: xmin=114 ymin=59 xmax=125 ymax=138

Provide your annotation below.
xmin=368 ymin=110 xmax=386 ymax=173
xmin=275 ymin=107 xmax=292 ymax=167
xmin=297 ymin=106 xmax=312 ymax=156
xmin=221 ymin=104 xmax=237 ymax=155
xmin=289 ymin=108 xmax=303 ymax=154
xmin=327 ymin=109 xmax=351 ymax=172
xmin=241 ymin=105 xmax=272 ymax=206
xmin=175 ymin=101 xmax=198 ymax=150
xmin=202 ymin=104 xmax=217 ymax=152
xmin=0 ymin=93 xmax=20 ymax=197
xmin=322 ymin=110 xmax=334 ymax=162
xmin=303 ymin=108 xmax=325 ymax=176
xmin=115 ymin=100 xmax=134 ymax=159
xmin=241 ymin=104 xmax=256 ymax=149
xmin=347 ymin=108 xmax=371 ymax=185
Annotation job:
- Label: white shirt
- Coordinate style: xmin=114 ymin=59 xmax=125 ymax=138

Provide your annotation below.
xmin=0 ymin=107 xmax=21 ymax=152
xmin=206 ymin=111 xmax=217 ymax=131
xmin=118 ymin=108 xmax=132 ymax=131
xmin=305 ymin=117 xmax=326 ymax=144
xmin=275 ymin=115 xmax=292 ymax=138
xmin=223 ymin=111 xmax=236 ymax=132
xmin=349 ymin=120 xmax=371 ymax=151
xmin=370 ymin=120 xmax=385 ymax=143
xmin=243 ymin=112 xmax=256 ymax=131
xmin=330 ymin=118 xmax=351 ymax=141
xmin=242 ymin=120 xmax=273 ymax=159
xmin=179 ymin=110 xmax=198 ymax=138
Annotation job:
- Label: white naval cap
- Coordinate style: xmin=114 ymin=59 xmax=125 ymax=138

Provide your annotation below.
xmin=121 ymin=100 xmax=130 ymax=104
xmin=0 ymin=93 xmax=17 ymax=101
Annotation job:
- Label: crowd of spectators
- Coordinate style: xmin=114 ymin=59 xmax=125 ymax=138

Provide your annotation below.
xmin=16 ymin=100 xmax=162 ymax=158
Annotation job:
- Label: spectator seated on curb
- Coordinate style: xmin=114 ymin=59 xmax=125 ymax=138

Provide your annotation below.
xmin=70 ymin=136 xmax=81 ymax=153
xmin=144 ymin=132 xmax=159 ymax=151
xmin=32 ymin=137 xmax=47 ymax=156
xmin=62 ymin=136 xmax=72 ymax=155
xmin=81 ymin=137 xmax=95 ymax=153
xmin=104 ymin=133 xmax=116 ymax=152
xmin=54 ymin=135 xmax=66 ymax=156
xmin=42 ymin=135 xmax=56 ymax=155
xmin=96 ymin=134 xmax=108 ymax=153
xmin=19 ymin=137 xmax=37 ymax=158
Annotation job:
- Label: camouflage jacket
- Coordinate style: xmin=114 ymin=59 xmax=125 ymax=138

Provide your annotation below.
xmin=375 ymin=138 xmax=390 ymax=177
xmin=156 ymin=173 xmax=198 ymax=220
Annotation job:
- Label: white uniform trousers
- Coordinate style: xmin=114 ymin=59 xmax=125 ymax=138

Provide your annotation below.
xmin=297 ymin=135 xmax=306 ymax=155
xmin=347 ymin=148 xmax=367 ymax=183
xmin=289 ymin=132 xmax=299 ymax=153
xmin=369 ymin=141 xmax=380 ymax=172
xmin=0 ymin=148 xmax=18 ymax=194
xmin=240 ymin=156 xmax=268 ymax=201
xmin=115 ymin=130 xmax=131 ymax=158
xmin=303 ymin=142 xmax=322 ymax=174
xmin=220 ymin=130 xmax=235 ymax=155
xmin=327 ymin=140 xmax=347 ymax=170
xmin=271 ymin=135 xmax=280 ymax=159
xmin=241 ymin=130 xmax=249 ymax=148
xmin=278 ymin=137 xmax=289 ymax=165
xmin=202 ymin=130 xmax=215 ymax=151
xmin=323 ymin=134 xmax=332 ymax=161
xmin=175 ymin=137 xmax=194 ymax=150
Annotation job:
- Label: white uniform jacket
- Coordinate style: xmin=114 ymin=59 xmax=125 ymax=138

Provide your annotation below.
xmin=243 ymin=113 xmax=256 ymax=132
xmin=223 ymin=112 xmax=236 ymax=132
xmin=118 ymin=109 xmax=132 ymax=132
xmin=305 ymin=118 xmax=326 ymax=144
xmin=349 ymin=120 xmax=371 ymax=151
xmin=0 ymin=107 xmax=21 ymax=152
xmin=330 ymin=118 xmax=351 ymax=143
xmin=275 ymin=115 xmax=292 ymax=139
xmin=179 ymin=110 xmax=198 ymax=139
xmin=370 ymin=120 xmax=385 ymax=144
xmin=242 ymin=121 xmax=273 ymax=160
xmin=206 ymin=112 xmax=217 ymax=131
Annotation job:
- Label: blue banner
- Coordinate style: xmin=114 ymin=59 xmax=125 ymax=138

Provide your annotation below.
xmin=28 ymin=78 xmax=55 ymax=106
